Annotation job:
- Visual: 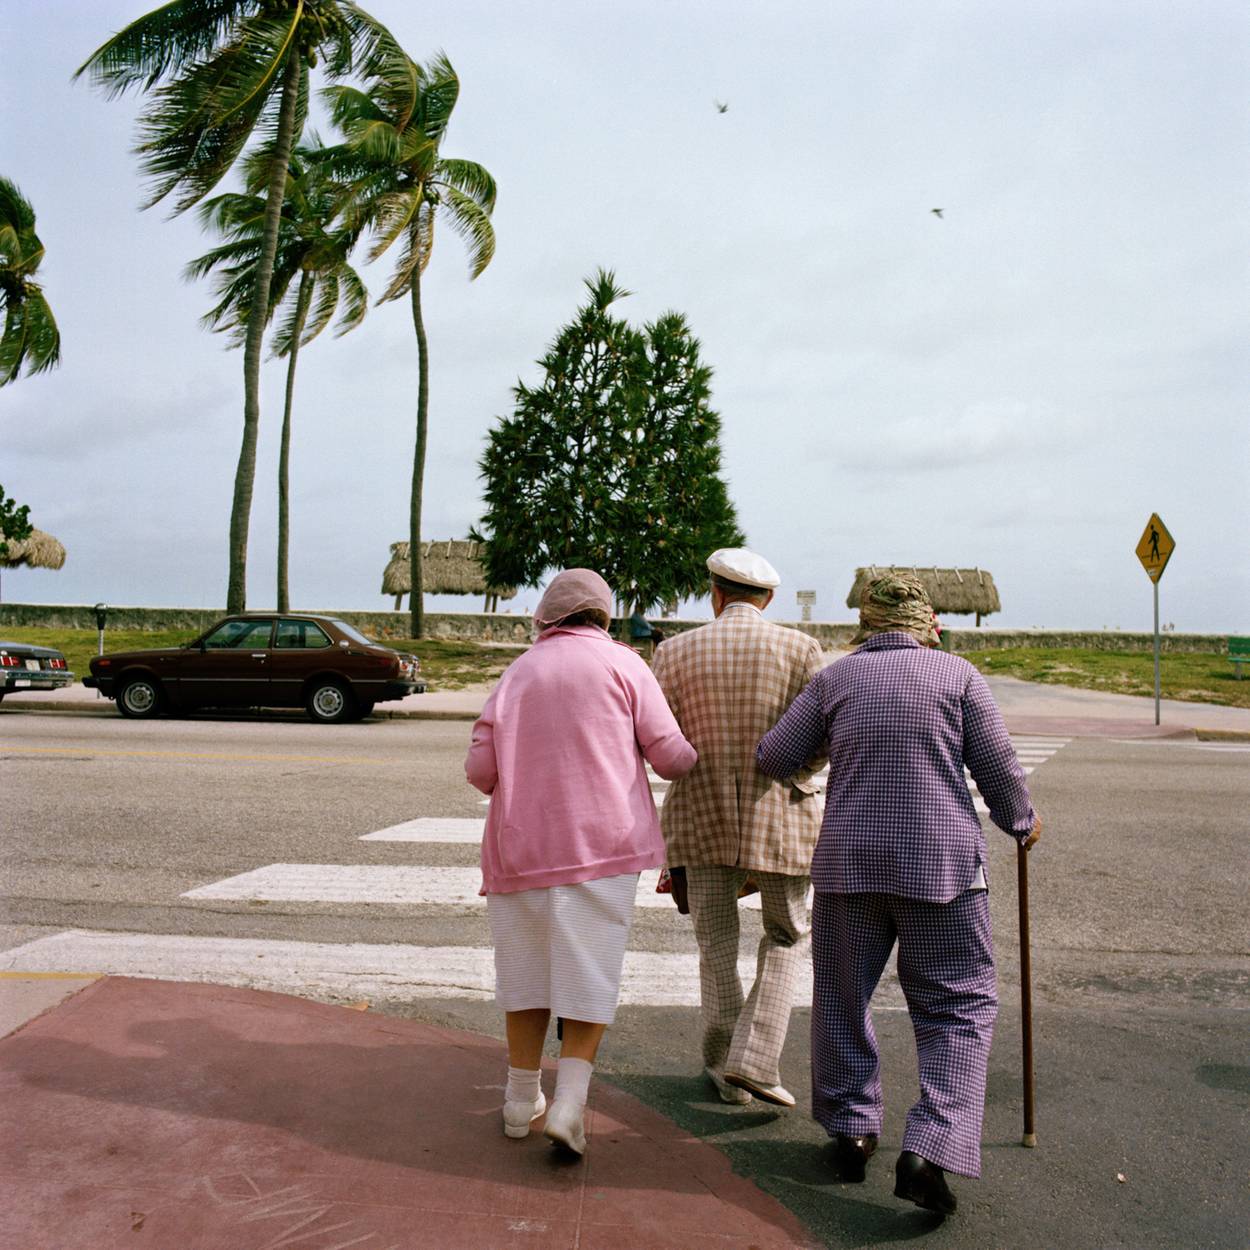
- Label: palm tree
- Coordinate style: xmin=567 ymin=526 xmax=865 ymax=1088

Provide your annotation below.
xmin=326 ymin=37 xmax=496 ymax=637
xmin=76 ymin=1 xmax=390 ymax=612
xmin=0 ymin=177 xmax=61 ymax=385
xmin=187 ymin=139 xmax=368 ymax=610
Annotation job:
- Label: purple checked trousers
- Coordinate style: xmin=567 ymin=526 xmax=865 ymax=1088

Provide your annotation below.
xmin=811 ymin=889 xmax=998 ymax=1178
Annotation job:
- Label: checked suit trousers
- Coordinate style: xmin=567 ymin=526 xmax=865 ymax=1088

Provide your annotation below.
xmin=811 ymin=889 xmax=998 ymax=1178
xmin=686 ymin=865 xmax=811 ymax=1086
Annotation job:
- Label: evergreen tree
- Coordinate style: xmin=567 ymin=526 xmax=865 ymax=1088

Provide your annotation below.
xmin=475 ymin=272 xmax=743 ymax=615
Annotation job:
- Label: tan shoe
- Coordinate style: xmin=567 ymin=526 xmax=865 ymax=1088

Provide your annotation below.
xmin=705 ymin=1066 xmax=753 ymax=1104
xmin=722 ymin=1072 xmax=795 ymax=1108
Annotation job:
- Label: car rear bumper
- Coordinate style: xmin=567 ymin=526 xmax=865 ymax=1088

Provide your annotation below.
xmin=3 ymin=673 xmax=75 ymax=692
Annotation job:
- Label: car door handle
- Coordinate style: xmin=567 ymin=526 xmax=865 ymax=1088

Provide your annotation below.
xmin=251 ymin=653 xmax=267 ymax=659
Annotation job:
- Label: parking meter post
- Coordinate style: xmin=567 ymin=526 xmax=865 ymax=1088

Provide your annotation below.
xmin=94 ymin=604 xmax=108 ymax=698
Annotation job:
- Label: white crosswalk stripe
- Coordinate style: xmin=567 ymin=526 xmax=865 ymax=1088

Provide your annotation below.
xmin=2 ymin=736 xmax=1065 ymax=1009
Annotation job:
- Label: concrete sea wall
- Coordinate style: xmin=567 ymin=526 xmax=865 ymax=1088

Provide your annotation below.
xmin=0 ymin=602 xmax=1232 ymax=654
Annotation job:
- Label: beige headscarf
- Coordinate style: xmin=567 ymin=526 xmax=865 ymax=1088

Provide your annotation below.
xmin=533 ymin=568 xmax=613 ymax=632
xmin=851 ymin=572 xmax=941 ymax=647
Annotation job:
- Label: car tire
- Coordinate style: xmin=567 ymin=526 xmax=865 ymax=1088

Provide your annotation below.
xmin=117 ymin=675 xmax=164 ymax=719
xmin=349 ymin=701 xmax=375 ymax=722
xmin=306 ymin=679 xmax=355 ymax=724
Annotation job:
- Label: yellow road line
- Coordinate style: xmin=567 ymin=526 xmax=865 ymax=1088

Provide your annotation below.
xmin=0 ymin=745 xmax=397 ymax=765
xmin=0 ymin=971 xmax=102 ymax=980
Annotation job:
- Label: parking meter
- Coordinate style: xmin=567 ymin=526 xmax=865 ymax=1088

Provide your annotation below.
xmin=93 ymin=604 xmax=108 ymax=698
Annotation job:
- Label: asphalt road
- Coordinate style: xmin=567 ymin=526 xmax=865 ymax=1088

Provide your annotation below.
xmin=2 ymin=709 xmax=1248 ymax=1248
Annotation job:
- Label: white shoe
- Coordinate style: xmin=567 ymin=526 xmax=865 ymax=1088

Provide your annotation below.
xmin=542 ymin=1098 xmax=587 ymax=1155
xmin=705 ymin=1066 xmax=753 ymax=1105
xmin=722 ymin=1072 xmax=795 ymax=1108
xmin=503 ymin=1089 xmax=547 ymax=1138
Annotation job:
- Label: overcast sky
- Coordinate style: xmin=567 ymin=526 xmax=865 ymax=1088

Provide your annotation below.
xmin=2 ymin=0 xmax=1247 ymax=631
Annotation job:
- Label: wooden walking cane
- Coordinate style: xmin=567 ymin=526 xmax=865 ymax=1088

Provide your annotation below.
xmin=1017 ymin=838 xmax=1037 ymax=1148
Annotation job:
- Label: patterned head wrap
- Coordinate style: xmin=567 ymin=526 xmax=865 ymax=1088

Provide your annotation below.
xmin=851 ymin=573 xmax=941 ymax=647
xmin=533 ymin=568 xmax=613 ymax=632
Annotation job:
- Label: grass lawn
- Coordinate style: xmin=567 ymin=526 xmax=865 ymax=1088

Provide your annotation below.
xmin=0 ymin=627 xmax=524 ymax=692
xmin=960 ymin=647 xmax=1250 ymax=709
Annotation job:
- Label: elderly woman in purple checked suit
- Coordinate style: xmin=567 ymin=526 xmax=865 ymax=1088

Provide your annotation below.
xmin=466 ymin=569 xmax=696 ymax=1157
xmin=756 ymin=573 xmax=1041 ymax=1216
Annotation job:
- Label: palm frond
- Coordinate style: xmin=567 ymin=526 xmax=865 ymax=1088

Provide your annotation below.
xmin=74 ymin=0 xmax=247 ymax=95
xmin=0 ymin=286 xmax=61 ymax=384
xmin=377 ymin=217 xmax=425 ymax=303
xmin=269 ymin=271 xmax=312 ymax=357
xmin=333 ymin=265 xmax=368 ymax=336
xmin=350 ymin=21 xmax=420 ymax=128
xmin=436 ymin=158 xmax=497 ymax=213
xmin=413 ymin=52 xmax=459 ymax=142
xmin=0 ymin=178 xmax=36 ymax=234
xmin=365 ymin=188 xmax=422 ymax=264
xmin=439 ymin=186 xmax=496 ymax=279
xmin=297 ymin=271 xmax=340 ymax=346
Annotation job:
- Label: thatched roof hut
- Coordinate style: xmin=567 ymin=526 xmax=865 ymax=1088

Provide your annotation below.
xmin=382 ymin=539 xmax=517 ymax=610
xmin=0 ymin=527 xmax=66 ymax=570
xmin=846 ymin=566 xmax=1001 ymax=624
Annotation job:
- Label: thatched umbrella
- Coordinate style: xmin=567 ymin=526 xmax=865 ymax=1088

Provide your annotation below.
xmin=382 ymin=539 xmax=518 ymax=612
xmin=0 ymin=527 xmax=66 ymax=603
xmin=846 ymin=566 xmax=1001 ymax=626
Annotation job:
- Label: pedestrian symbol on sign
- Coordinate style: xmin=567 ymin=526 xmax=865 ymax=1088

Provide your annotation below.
xmin=1135 ymin=514 xmax=1174 ymax=583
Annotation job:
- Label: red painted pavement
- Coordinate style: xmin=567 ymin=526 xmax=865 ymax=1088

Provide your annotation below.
xmin=0 ymin=977 xmax=819 ymax=1249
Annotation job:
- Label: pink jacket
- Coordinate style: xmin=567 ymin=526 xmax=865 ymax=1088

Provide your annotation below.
xmin=465 ymin=624 xmax=697 ymax=894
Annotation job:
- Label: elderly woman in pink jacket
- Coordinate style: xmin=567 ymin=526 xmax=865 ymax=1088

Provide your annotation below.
xmin=465 ymin=569 xmax=696 ymax=1156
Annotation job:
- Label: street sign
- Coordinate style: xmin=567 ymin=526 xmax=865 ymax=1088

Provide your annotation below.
xmin=1135 ymin=513 xmax=1175 ymax=583
xmin=795 ymin=590 xmax=817 ymax=604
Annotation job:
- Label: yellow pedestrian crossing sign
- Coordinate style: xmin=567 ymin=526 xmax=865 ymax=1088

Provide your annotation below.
xmin=1135 ymin=513 xmax=1175 ymax=582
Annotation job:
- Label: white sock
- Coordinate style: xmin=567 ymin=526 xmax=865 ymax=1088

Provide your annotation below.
xmin=506 ymin=1066 xmax=542 ymax=1104
xmin=555 ymin=1057 xmax=593 ymax=1107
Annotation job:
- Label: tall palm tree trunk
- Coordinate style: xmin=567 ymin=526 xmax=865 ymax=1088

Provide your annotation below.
xmin=277 ymin=273 xmax=313 ymax=613
xmin=408 ymin=257 xmax=429 ymax=639
xmin=226 ymin=50 xmax=303 ymax=614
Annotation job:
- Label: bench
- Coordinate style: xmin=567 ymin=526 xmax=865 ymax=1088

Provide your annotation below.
xmin=1230 ymin=636 xmax=1250 ymax=678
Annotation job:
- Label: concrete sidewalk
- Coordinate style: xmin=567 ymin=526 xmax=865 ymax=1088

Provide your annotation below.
xmin=0 ymin=976 xmax=817 ymax=1249
xmin=6 ymin=671 xmax=1249 ymax=737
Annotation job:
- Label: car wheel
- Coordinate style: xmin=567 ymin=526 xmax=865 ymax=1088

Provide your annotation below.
xmin=351 ymin=701 xmax=376 ymax=722
xmin=306 ymin=679 xmax=355 ymax=724
xmin=117 ymin=676 xmax=164 ymax=719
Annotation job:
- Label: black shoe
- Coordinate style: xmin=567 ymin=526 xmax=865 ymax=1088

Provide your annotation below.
xmin=893 ymin=1150 xmax=957 ymax=1215
xmin=830 ymin=1132 xmax=878 ymax=1182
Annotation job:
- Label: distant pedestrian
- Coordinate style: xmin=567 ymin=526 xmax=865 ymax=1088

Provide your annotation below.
xmin=465 ymin=568 xmax=696 ymax=1156
xmin=651 ymin=548 xmax=826 ymax=1108
xmin=757 ymin=573 xmax=1041 ymax=1214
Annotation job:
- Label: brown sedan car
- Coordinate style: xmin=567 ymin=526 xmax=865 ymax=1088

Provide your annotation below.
xmin=84 ymin=614 xmax=425 ymax=723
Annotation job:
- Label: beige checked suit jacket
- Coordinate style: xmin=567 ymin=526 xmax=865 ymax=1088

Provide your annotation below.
xmin=651 ymin=603 xmax=826 ymax=876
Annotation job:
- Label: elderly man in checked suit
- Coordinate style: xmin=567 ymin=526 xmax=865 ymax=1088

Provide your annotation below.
xmin=651 ymin=547 xmax=826 ymax=1108
xmin=757 ymin=573 xmax=1041 ymax=1215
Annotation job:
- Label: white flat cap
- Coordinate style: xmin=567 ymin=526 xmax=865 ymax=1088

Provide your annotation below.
xmin=706 ymin=547 xmax=781 ymax=590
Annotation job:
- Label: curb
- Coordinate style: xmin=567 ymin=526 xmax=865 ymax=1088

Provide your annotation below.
xmin=1 ymin=698 xmax=481 ymax=722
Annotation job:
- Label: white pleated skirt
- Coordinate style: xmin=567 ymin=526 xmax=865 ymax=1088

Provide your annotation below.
xmin=487 ymin=872 xmax=640 ymax=1024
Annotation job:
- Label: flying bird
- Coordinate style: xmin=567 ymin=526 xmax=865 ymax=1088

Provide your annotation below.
xmin=931 ymin=208 xmax=944 ymax=218
xmin=714 ymin=100 xmax=728 ymax=113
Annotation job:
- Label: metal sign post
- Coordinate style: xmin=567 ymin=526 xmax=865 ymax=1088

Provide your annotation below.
xmin=796 ymin=589 xmax=816 ymax=624
xmin=1134 ymin=515 xmax=1175 ymax=726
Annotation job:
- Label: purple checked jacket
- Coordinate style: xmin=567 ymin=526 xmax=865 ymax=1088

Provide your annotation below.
xmin=756 ymin=632 xmax=1035 ymax=902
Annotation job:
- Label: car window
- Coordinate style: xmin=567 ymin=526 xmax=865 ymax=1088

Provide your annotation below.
xmin=204 ymin=620 xmax=273 ymax=649
xmin=327 ymin=618 xmax=375 ymax=646
xmin=275 ymin=620 xmax=332 ymax=649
